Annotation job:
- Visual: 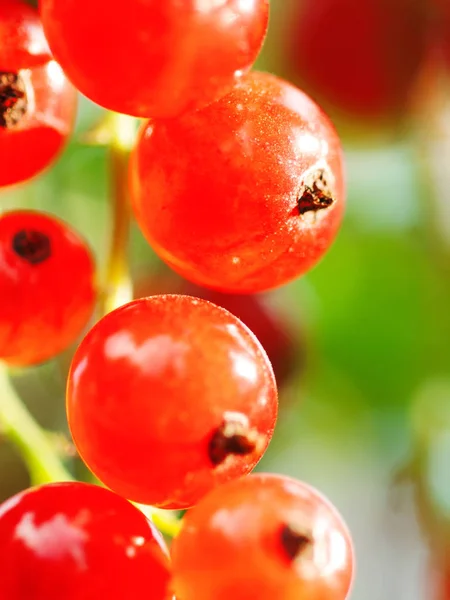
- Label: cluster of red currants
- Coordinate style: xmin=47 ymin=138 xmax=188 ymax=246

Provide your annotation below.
xmin=0 ymin=1 xmax=354 ymax=598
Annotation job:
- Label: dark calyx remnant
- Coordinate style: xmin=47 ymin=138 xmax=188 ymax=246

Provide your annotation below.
xmin=209 ymin=417 xmax=261 ymax=466
xmin=297 ymin=168 xmax=334 ymax=216
xmin=0 ymin=72 xmax=27 ymax=128
xmin=12 ymin=230 xmax=52 ymax=265
xmin=280 ymin=524 xmax=312 ymax=561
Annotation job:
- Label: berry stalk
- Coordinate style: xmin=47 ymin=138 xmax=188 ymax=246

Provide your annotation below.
xmin=0 ymin=364 xmax=73 ymax=484
xmin=135 ymin=503 xmax=182 ymax=539
xmin=98 ymin=112 xmax=136 ymax=316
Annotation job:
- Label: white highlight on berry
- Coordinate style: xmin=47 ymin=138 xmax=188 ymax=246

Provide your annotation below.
xmin=104 ymin=330 xmax=189 ymax=376
xmin=15 ymin=512 xmax=88 ymax=569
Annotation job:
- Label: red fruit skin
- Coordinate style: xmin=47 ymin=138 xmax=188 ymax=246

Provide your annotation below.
xmin=0 ymin=210 xmax=96 ymax=366
xmin=0 ymin=0 xmax=77 ymax=187
xmin=0 ymin=61 xmax=77 ymax=187
xmin=0 ymin=0 xmax=51 ymax=70
xmin=287 ymin=0 xmax=428 ymax=123
xmin=0 ymin=482 xmax=171 ymax=600
xmin=67 ymin=295 xmax=278 ymax=509
xmin=130 ymin=71 xmax=344 ymax=294
xmin=134 ymin=271 xmax=302 ymax=387
xmin=171 ymin=473 xmax=354 ymax=600
xmin=40 ymin=0 xmax=269 ymax=118
xmin=183 ymin=285 xmax=301 ymax=387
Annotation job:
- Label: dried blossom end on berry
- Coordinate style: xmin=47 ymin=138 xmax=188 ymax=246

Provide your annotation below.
xmin=209 ymin=414 xmax=264 ymax=466
xmin=297 ymin=168 xmax=335 ymax=216
xmin=12 ymin=229 xmax=52 ymax=265
xmin=280 ymin=523 xmax=313 ymax=561
xmin=0 ymin=72 xmax=27 ymax=129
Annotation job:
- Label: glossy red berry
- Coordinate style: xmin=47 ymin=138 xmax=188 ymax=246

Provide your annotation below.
xmin=181 ymin=285 xmax=302 ymax=387
xmin=0 ymin=210 xmax=96 ymax=366
xmin=0 ymin=0 xmax=77 ymax=187
xmin=39 ymin=0 xmax=269 ymax=119
xmin=67 ymin=295 xmax=278 ymax=509
xmin=286 ymin=0 xmax=428 ymax=124
xmin=0 ymin=482 xmax=171 ymax=599
xmin=134 ymin=270 xmax=303 ymax=387
xmin=0 ymin=0 xmax=49 ymax=69
xmin=171 ymin=473 xmax=354 ymax=600
xmin=186 ymin=287 xmax=303 ymax=387
xmin=130 ymin=71 xmax=344 ymax=294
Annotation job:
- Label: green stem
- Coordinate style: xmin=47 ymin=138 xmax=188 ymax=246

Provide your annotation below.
xmin=135 ymin=503 xmax=182 ymax=538
xmin=99 ymin=113 xmax=136 ymax=316
xmin=0 ymin=364 xmax=73 ymax=484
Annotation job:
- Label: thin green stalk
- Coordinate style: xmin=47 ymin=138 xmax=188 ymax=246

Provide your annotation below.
xmin=135 ymin=503 xmax=182 ymax=538
xmin=0 ymin=365 xmax=73 ymax=484
xmin=98 ymin=113 xmax=136 ymax=316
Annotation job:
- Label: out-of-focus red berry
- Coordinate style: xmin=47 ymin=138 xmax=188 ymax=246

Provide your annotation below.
xmin=67 ymin=295 xmax=278 ymax=509
xmin=0 ymin=482 xmax=171 ymax=599
xmin=130 ymin=71 xmax=344 ymax=294
xmin=287 ymin=0 xmax=428 ymax=124
xmin=40 ymin=0 xmax=269 ymax=118
xmin=433 ymin=0 xmax=450 ymax=67
xmin=0 ymin=210 xmax=96 ymax=366
xmin=0 ymin=0 xmax=77 ymax=187
xmin=171 ymin=473 xmax=354 ymax=600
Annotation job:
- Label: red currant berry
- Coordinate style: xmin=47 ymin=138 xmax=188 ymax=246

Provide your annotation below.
xmin=135 ymin=270 xmax=303 ymax=387
xmin=180 ymin=283 xmax=302 ymax=387
xmin=67 ymin=295 xmax=278 ymax=509
xmin=39 ymin=0 xmax=269 ymax=119
xmin=0 ymin=0 xmax=77 ymax=187
xmin=130 ymin=71 xmax=344 ymax=294
xmin=287 ymin=0 xmax=427 ymax=124
xmin=0 ymin=210 xmax=96 ymax=366
xmin=0 ymin=0 xmax=50 ymax=70
xmin=171 ymin=473 xmax=354 ymax=600
xmin=0 ymin=482 xmax=170 ymax=599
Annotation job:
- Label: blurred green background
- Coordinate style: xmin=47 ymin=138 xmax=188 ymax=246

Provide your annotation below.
xmin=3 ymin=0 xmax=450 ymax=598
